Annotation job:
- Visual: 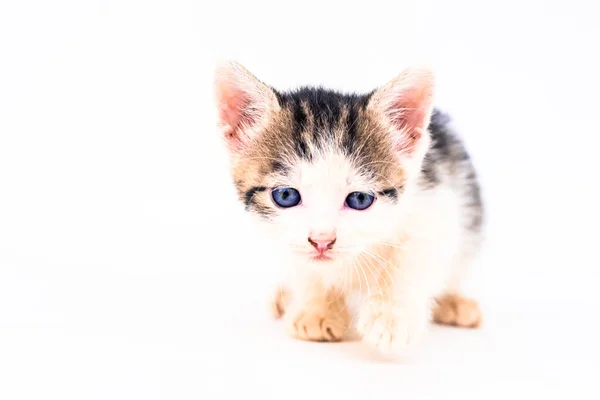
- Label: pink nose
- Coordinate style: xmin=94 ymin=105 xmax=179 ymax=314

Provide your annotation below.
xmin=308 ymin=235 xmax=337 ymax=252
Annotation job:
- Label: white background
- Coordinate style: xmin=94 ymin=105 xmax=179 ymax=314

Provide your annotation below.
xmin=1 ymin=0 xmax=599 ymax=398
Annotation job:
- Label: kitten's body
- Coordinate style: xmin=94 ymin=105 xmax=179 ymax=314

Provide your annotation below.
xmin=215 ymin=62 xmax=483 ymax=356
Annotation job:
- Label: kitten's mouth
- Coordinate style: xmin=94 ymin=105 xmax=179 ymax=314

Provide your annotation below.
xmin=291 ymin=248 xmax=336 ymax=262
xmin=311 ymin=253 xmax=334 ymax=262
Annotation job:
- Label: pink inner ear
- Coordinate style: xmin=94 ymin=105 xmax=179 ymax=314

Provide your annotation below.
xmin=388 ymin=91 xmax=428 ymax=153
xmin=217 ymin=84 xmax=257 ymax=150
xmin=215 ymin=62 xmax=277 ymax=153
xmin=389 ymin=90 xmax=428 ymax=132
xmin=383 ymin=82 xmax=433 ymax=155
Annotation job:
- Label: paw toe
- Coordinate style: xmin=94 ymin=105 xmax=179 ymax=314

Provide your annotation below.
xmin=288 ymin=311 xmax=349 ymax=342
xmin=433 ymin=294 xmax=482 ymax=328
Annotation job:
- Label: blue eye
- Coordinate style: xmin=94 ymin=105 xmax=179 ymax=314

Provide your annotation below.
xmin=272 ymin=188 xmax=301 ymax=208
xmin=345 ymin=191 xmax=375 ymax=210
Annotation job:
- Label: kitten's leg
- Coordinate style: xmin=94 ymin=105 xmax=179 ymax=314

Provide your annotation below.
xmin=356 ymin=249 xmax=431 ymax=355
xmin=357 ymin=288 xmax=430 ymax=355
xmin=270 ymin=285 xmax=290 ymax=319
xmin=283 ymin=280 xmax=350 ymax=342
xmin=432 ymin=248 xmax=483 ymax=328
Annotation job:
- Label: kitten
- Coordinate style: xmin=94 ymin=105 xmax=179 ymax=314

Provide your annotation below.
xmin=213 ymin=61 xmax=483 ymax=356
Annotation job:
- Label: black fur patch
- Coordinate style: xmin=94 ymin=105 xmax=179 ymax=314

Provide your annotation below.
xmin=274 ymin=87 xmax=372 ymax=161
xmin=243 ymin=186 xmax=275 ymax=219
xmin=420 ymin=109 xmax=483 ymax=232
xmin=378 ymin=188 xmax=399 ymax=202
xmin=244 ymin=186 xmax=267 ymax=208
xmin=343 ymin=102 xmax=359 ymax=155
xmin=271 ymin=160 xmax=289 ymax=175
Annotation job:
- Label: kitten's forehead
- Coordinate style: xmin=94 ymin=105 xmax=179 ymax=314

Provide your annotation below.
xmin=275 ymin=87 xmax=373 ymax=160
xmin=286 ymin=152 xmax=371 ymax=190
xmin=267 ymin=88 xmax=401 ymax=181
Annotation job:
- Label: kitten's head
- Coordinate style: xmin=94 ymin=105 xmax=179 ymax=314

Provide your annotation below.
xmin=214 ymin=61 xmax=434 ymax=271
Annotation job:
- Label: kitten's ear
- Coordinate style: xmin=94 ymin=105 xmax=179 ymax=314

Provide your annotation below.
xmin=368 ymin=67 xmax=435 ymax=158
xmin=214 ymin=61 xmax=279 ymax=152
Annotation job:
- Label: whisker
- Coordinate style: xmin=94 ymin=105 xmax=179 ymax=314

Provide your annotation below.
xmin=354 ymin=255 xmax=372 ymax=298
xmin=328 ymin=262 xmax=348 ymax=306
xmin=362 ymin=250 xmax=397 ymax=289
xmin=351 ymin=258 xmax=363 ymax=299
xmin=240 ymin=156 xmax=282 ymax=163
xmin=377 ymin=242 xmax=408 ymax=251
xmin=331 ymin=267 xmax=351 ymax=321
xmin=358 ymin=253 xmax=384 ymax=299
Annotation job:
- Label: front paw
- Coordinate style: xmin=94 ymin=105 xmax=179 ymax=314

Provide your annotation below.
xmin=357 ymin=300 xmax=428 ymax=355
xmin=284 ymin=297 xmax=350 ymax=342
